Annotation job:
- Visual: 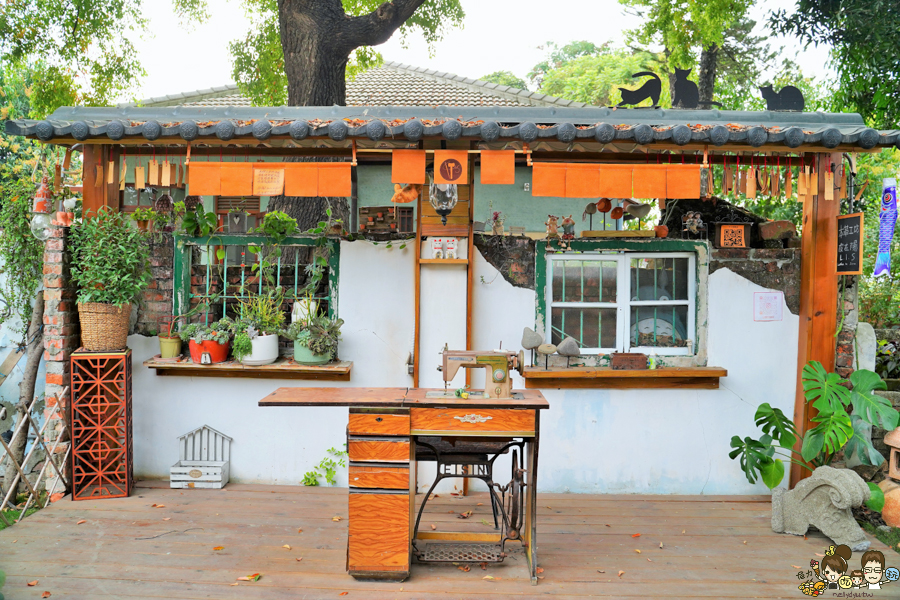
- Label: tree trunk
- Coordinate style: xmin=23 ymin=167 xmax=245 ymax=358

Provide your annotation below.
xmin=663 ymin=47 xmax=675 ymax=103
xmin=698 ymin=43 xmax=719 ymax=105
xmin=4 ymin=291 xmax=43 ymax=498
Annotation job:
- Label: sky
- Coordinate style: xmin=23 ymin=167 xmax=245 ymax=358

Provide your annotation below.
xmin=124 ymin=0 xmax=833 ymax=104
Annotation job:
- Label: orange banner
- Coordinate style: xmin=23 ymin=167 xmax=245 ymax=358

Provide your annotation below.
xmin=434 ymin=150 xmax=468 ymax=184
xmin=253 ymin=167 xmax=285 ymax=196
xmin=392 ymin=149 xmax=426 ymax=184
xmin=480 ymin=150 xmax=515 ymax=185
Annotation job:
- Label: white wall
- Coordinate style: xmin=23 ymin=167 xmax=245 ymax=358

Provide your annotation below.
xmin=132 ymin=243 xmax=799 ymax=495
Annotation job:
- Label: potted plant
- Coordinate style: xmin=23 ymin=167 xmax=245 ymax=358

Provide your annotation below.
xmin=157 ymin=320 xmax=182 ymax=358
xmin=488 ymin=210 xmax=505 ymax=235
xmin=131 ymin=207 xmax=156 ymax=232
xmin=233 ymin=292 xmax=285 ymax=365
xmin=729 ymin=360 xmax=899 ymax=512
xmin=179 ymin=317 xmax=234 ymax=364
xmin=69 ymin=208 xmax=151 ymax=352
xmin=283 ymin=314 xmax=344 ymax=365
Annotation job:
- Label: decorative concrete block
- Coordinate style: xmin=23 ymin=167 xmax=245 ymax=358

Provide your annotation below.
xmin=771 ymin=465 xmax=871 ymax=551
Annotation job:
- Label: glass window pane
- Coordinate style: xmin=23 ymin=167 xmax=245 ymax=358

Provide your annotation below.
xmin=630 ymin=305 xmax=689 ymax=347
xmin=630 ymin=257 xmax=689 ymax=301
xmin=123 ymin=186 xmax=139 ymax=206
xmin=552 ymin=260 xmax=617 ymax=303
xmin=551 ymin=307 xmax=616 ymax=349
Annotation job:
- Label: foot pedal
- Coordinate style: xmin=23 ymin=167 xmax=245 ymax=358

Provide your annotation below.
xmin=416 ymin=543 xmax=504 ymax=563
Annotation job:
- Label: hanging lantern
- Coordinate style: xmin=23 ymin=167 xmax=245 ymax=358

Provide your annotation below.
xmin=30 ymin=176 xmax=53 ymax=241
xmin=428 ymin=173 xmax=458 ymax=226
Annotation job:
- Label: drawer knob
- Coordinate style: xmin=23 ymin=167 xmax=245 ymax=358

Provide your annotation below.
xmin=454 ymin=414 xmax=493 ymax=424
xmin=375 ymin=417 xmax=383 ymax=422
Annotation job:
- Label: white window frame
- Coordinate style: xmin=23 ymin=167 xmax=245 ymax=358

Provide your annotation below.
xmin=545 ymin=252 xmax=697 ymax=355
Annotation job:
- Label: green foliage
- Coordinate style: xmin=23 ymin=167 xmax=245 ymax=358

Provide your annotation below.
xmin=480 ymin=70 xmax=527 ymax=90
xmin=876 ymin=340 xmax=900 ymax=380
xmin=867 ymin=482 xmax=886 ymax=513
xmin=178 ymin=317 xmax=234 ymax=344
xmin=131 ymin=207 xmax=156 ymax=221
xmin=771 ymin=0 xmax=900 ymax=128
xmin=298 ymin=315 xmax=343 ymax=357
xmin=729 ymin=361 xmax=899 ymax=498
xmin=528 ymin=41 xmax=607 ymax=88
xmin=180 ymin=203 xmax=219 ymax=238
xmin=0 ymin=0 xmax=147 ymax=118
xmin=69 ymin=208 xmax=151 ymax=306
xmin=302 ymin=446 xmax=347 ymax=486
xmin=252 ymin=210 xmax=298 ymax=244
xmin=232 ymin=331 xmax=253 ymax=362
xmin=186 ymin=0 xmax=463 ymax=106
xmin=237 ymin=292 xmax=286 ymax=335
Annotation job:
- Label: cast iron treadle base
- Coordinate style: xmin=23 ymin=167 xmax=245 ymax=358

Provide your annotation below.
xmin=417 ymin=543 xmax=504 ymax=563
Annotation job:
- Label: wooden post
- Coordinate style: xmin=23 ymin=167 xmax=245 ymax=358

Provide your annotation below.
xmin=82 ymin=145 xmax=119 ymax=214
xmin=790 ymin=152 xmax=841 ymax=487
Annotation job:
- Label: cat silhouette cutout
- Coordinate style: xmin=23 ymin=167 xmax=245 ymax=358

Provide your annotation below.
xmin=617 ymin=72 xmax=661 ymax=108
xmin=672 ymin=68 xmax=723 ymax=109
xmin=759 ymin=85 xmax=805 ymax=112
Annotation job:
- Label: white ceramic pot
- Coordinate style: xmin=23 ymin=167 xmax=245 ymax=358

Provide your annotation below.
xmin=241 ymin=333 xmax=280 ymax=366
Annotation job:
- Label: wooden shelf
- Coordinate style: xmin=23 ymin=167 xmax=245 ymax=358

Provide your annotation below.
xmin=521 ymin=366 xmax=727 ymax=389
xmin=144 ymin=356 xmax=352 ymax=381
xmin=419 ymin=258 xmax=468 ymax=265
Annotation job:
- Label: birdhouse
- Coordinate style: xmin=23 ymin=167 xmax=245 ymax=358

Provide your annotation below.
xmin=885 ymin=428 xmax=900 ymax=481
xmin=170 ymin=425 xmax=232 ymax=489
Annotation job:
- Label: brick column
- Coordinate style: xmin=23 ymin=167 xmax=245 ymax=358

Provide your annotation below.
xmin=42 ymin=225 xmax=79 ymax=495
xmin=136 ymin=233 xmax=175 ymax=335
xmin=835 ymin=278 xmax=858 ymax=378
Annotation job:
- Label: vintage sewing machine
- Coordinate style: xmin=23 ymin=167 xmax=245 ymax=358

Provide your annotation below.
xmin=436 ymin=348 xmax=525 ymax=399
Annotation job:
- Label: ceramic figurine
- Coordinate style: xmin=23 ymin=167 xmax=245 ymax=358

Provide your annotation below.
xmin=545 ymin=215 xmax=559 ymax=238
xmin=560 ymin=215 xmax=576 ymax=240
xmin=431 ymin=237 xmax=444 ymax=259
xmin=445 ymin=237 xmax=458 ymax=259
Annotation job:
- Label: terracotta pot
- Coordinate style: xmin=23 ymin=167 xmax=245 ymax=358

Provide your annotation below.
xmin=136 ymin=219 xmax=150 ymax=232
xmin=188 ymin=339 xmax=230 ymax=364
xmin=655 ymin=225 xmax=669 ymax=238
xmin=879 ymin=479 xmax=900 ymax=528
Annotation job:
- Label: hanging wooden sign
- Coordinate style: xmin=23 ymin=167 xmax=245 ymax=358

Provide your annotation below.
xmin=825 ymin=168 xmax=835 ymax=201
xmin=836 ymin=212 xmax=863 ymax=275
xmin=135 ymin=166 xmax=145 ymax=189
xmin=148 ymin=159 xmax=159 ymax=185
xmin=107 ymin=161 xmax=115 ymax=185
xmin=839 ymin=167 xmax=847 ymax=199
xmin=161 ymin=161 xmax=171 ymax=187
xmin=785 ymin=168 xmax=792 ymax=198
xmin=797 ymin=166 xmax=807 ymax=198
xmin=746 ymin=167 xmax=757 ymax=198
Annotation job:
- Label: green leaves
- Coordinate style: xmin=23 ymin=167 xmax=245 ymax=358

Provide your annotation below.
xmin=729 ymin=435 xmax=779 ymax=487
xmin=843 ymin=415 xmax=886 ymax=467
xmin=760 ymin=458 xmax=785 ymax=490
xmin=849 ymin=369 xmax=897 ymax=430
xmin=754 ymin=403 xmax=798 ymax=449
xmin=867 ymin=482 xmax=886 ymax=513
xmin=801 ymin=410 xmax=853 ymax=463
xmin=802 ymin=361 xmax=851 ymax=413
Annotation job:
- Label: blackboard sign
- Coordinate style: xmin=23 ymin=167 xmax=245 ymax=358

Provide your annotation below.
xmin=837 ymin=212 xmax=864 ymax=275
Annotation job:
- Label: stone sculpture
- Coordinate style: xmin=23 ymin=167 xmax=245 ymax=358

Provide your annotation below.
xmin=771 ymin=465 xmax=872 ymax=551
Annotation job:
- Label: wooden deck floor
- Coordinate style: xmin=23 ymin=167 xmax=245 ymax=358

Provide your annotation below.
xmin=0 ymin=480 xmax=891 ymax=599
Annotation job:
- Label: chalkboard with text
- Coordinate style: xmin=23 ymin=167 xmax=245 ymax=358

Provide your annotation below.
xmin=836 ymin=212 xmax=864 ymax=275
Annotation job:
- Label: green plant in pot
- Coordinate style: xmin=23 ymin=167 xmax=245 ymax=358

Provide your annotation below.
xmin=131 ymin=207 xmax=157 ymax=232
xmin=283 ymin=312 xmax=344 ymax=365
xmin=179 ymin=317 xmax=235 ymax=364
xmin=157 ymin=295 xmax=222 ymax=359
xmin=69 ymin=208 xmax=151 ymax=352
xmin=233 ymin=291 xmax=286 ymax=365
xmin=729 ymin=360 xmax=899 ymax=513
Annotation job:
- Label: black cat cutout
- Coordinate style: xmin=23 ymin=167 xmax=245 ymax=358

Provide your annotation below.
xmin=672 ymin=68 xmax=723 ymax=109
xmin=617 ymin=72 xmax=661 ymax=108
xmin=759 ymin=85 xmax=805 ymax=112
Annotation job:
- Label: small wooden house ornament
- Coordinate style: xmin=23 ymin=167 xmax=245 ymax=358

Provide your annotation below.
xmin=170 ymin=425 xmax=232 ymax=489
xmin=886 ymin=428 xmax=900 ymax=481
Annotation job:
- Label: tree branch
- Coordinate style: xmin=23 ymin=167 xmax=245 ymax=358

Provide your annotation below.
xmin=343 ymin=0 xmax=428 ymax=49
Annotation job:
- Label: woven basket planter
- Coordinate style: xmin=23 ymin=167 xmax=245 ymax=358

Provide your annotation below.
xmin=78 ymin=302 xmax=131 ymax=352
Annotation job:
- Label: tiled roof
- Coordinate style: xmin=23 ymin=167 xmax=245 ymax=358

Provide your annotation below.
xmin=10 ymin=105 xmax=897 ymax=151
xmin=121 ymin=62 xmax=583 ymax=109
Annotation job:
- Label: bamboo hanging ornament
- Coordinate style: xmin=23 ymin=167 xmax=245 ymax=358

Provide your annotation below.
xmin=825 ymin=164 xmax=834 ymax=201
xmin=148 ymin=159 xmax=159 ymax=185
xmin=722 ymin=164 xmax=730 ymax=196
xmin=95 ymin=164 xmax=103 ymax=188
xmin=747 ymin=165 xmax=757 ymax=198
xmin=785 ymin=161 xmax=793 ymax=198
xmin=839 ymin=165 xmax=847 ymax=199
xmin=771 ymin=161 xmax=780 ymax=197
xmin=107 ymin=160 xmax=115 ymax=184
xmin=809 ymin=165 xmax=817 ymax=199
xmin=54 ymin=162 xmax=62 ymax=191
xmin=135 ymin=163 xmax=145 ymax=189
xmin=161 ymin=160 xmax=171 ymax=186
xmin=798 ymin=164 xmax=808 ymax=198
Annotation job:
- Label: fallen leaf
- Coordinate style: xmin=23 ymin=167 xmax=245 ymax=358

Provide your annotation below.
xmin=162 ymin=517 xmax=171 ymax=521
xmin=430 ymin=524 xmax=436 ymax=530
xmin=339 ymin=593 xmax=348 ymax=596
xmin=536 ymin=567 xmax=544 ymax=574
xmin=597 ymin=570 xmax=605 ymax=573
xmin=480 ymin=519 xmax=491 ymax=526
xmin=155 ymin=504 xmax=166 ymax=508
xmin=647 ymin=558 xmax=653 ymax=562
xmin=298 ymin=528 xmax=303 ymax=533
xmin=659 ymin=542 xmax=664 ymax=549
xmin=537 ymin=576 xmax=545 ymax=580
xmin=28 ymin=580 xmax=38 ymax=586
xmin=283 ymin=544 xmax=291 ymax=550
xmin=237 ymin=573 xmax=261 ymax=582
xmin=631 ymin=533 xmax=641 ymax=538
xmin=76 ymin=520 xmax=86 ymax=525
xmin=635 ymin=549 xmax=641 ymax=554
xmin=742 ymin=540 xmax=747 ymax=545
xmin=213 ymin=546 xmax=224 ymax=551
xmin=458 ymin=510 xmax=473 ymax=519
xmin=618 ymin=570 xmax=625 ymax=578
xmin=546 ymin=506 xmax=552 ymax=509
xmin=458 ymin=565 xmax=470 ymax=572
xmin=605 ymin=524 xmax=611 ymax=527
xmin=815 ymin=553 xmax=825 ymax=557
xmin=448 ymin=510 xmax=455 ymax=514
xmin=151 ymin=503 xmax=157 ymax=507
xmin=332 ymin=516 xmax=342 ymax=522
xmin=296 ymin=557 xmax=303 ymax=562
xmin=42 ymin=593 xmax=51 ymax=599
xmin=792 ymin=565 xmax=803 ymax=569
xmin=237 ymin=577 xmax=250 ymax=581
xmin=483 ymin=575 xmax=500 ymax=580
xmin=230 ymin=582 xmax=239 ymax=586
xmin=477 ymin=502 xmax=484 ymax=506
xmin=682 ymin=530 xmax=685 ymax=534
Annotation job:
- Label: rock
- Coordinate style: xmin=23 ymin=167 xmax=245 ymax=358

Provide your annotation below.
xmin=537 ymin=343 xmax=556 ymax=356
xmin=879 ymin=479 xmax=900 ymax=528
xmin=521 ymin=327 xmax=543 ymax=350
xmin=625 ymin=203 xmax=652 ymax=219
xmin=855 ymin=323 xmax=877 ymax=371
xmin=759 ymin=220 xmax=797 ymax=241
xmin=771 ymin=465 xmax=872 ymax=551
xmin=556 ymin=336 xmax=580 ymax=357
xmin=877 ymin=524 xmax=893 ymax=534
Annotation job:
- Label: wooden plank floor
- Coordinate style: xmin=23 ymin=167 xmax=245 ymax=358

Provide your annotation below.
xmin=0 ymin=480 xmax=890 ymax=599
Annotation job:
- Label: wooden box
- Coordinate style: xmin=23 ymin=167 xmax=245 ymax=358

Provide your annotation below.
xmin=610 ymin=352 xmax=648 ymax=370
xmin=170 ymin=425 xmax=232 ymax=489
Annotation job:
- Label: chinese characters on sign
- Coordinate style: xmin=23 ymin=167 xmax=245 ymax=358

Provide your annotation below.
xmin=836 ymin=212 xmax=864 ymax=275
xmin=753 ymin=291 xmax=783 ymax=322
xmin=253 ymin=168 xmax=285 ymax=196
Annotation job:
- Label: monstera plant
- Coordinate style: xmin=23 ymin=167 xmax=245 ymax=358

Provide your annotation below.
xmin=729 ymin=361 xmax=899 ymax=512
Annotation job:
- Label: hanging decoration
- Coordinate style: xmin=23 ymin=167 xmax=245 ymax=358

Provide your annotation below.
xmin=874 ymin=178 xmax=898 ymax=277
xmin=30 ymin=175 xmax=54 ymax=241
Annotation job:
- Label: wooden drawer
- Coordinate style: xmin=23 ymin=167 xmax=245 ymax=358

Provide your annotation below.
xmin=348 ymin=493 xmax=409 ymax=572
xmin=348 ymin=413 xmax=410 ymax=436
xmin=410 ymin=408 xmax=535 ymax=435
xmin=349 ymin=465 xmax=409 ymax=490
xmin=348 ymin=439 xmax=410 ymax=463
